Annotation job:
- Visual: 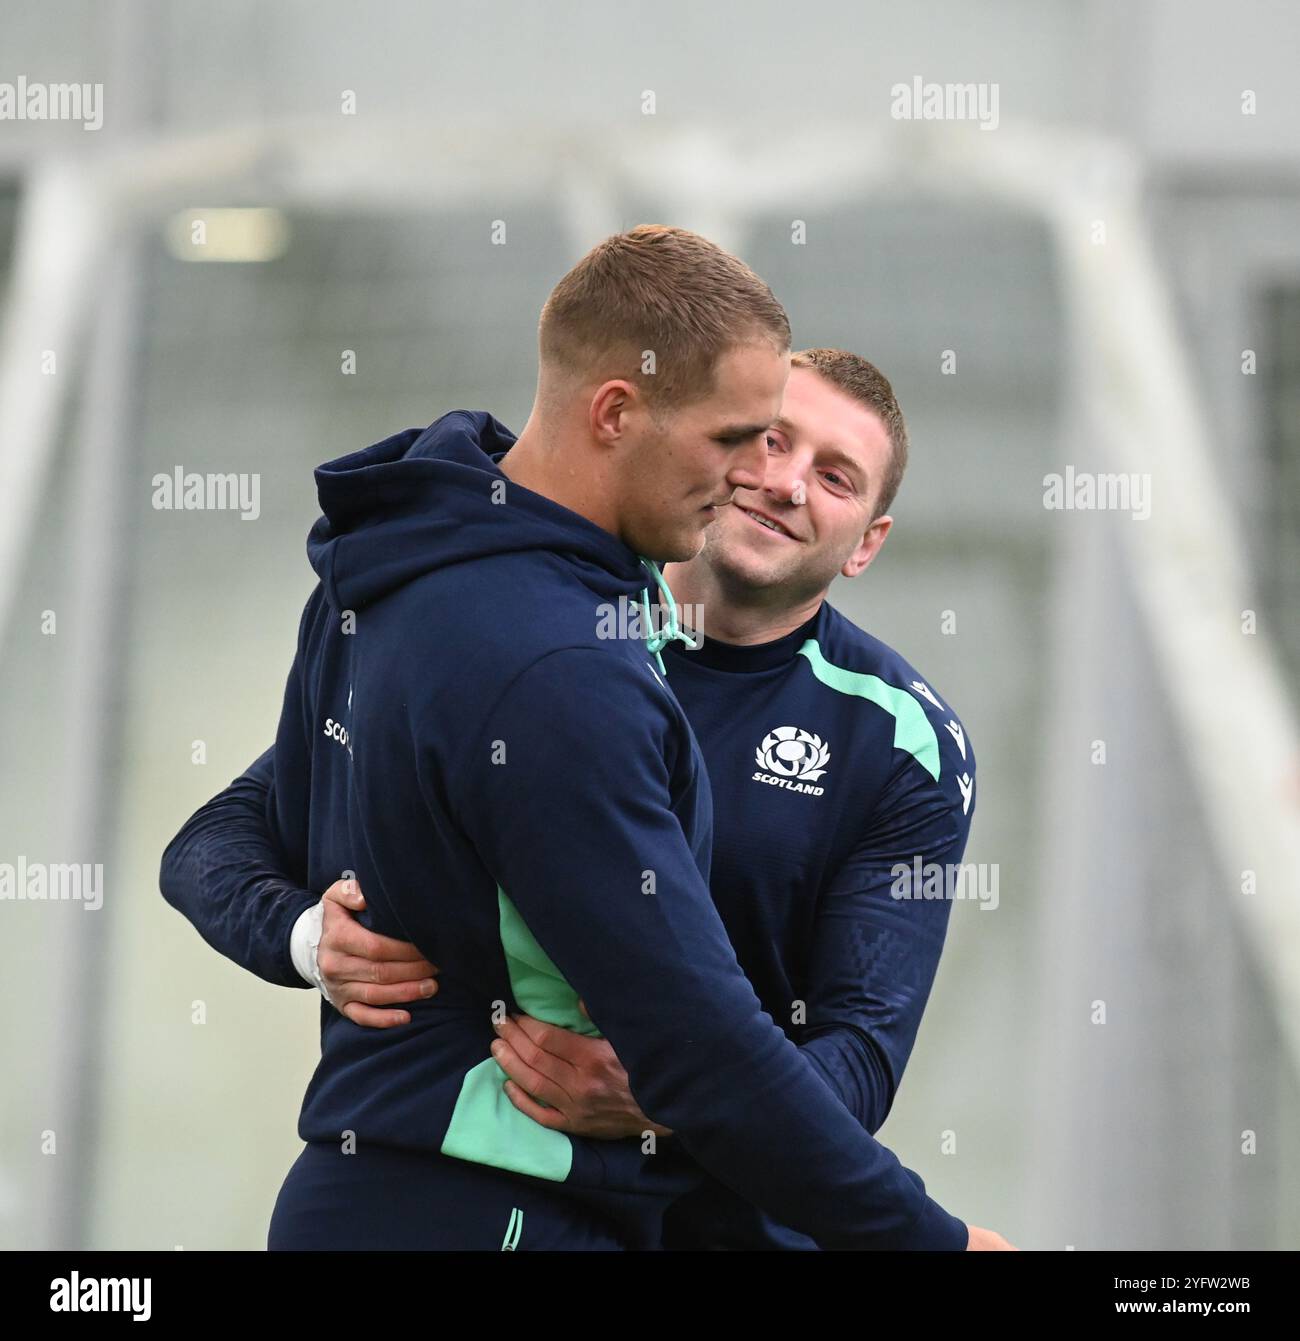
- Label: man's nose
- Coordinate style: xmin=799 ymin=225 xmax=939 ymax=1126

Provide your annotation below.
xmin=760 ymin=451 xmax=806 ymax=506
xmin=724 ymin=435 xmax=768 ymax=493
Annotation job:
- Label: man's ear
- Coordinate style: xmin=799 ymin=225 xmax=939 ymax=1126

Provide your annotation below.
xmin=588 ymin=379 xmax=638 ymax=448
xmin=841 ymin=514 xmax=892 ymax=579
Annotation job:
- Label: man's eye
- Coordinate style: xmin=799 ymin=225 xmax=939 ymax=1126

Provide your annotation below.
xmin=765 ymin=434 xmax=782 ymax=449
xmin=823 ymin=472 xmax=849 ymax=489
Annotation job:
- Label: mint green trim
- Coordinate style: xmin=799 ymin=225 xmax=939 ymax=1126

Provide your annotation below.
xmin=499 ymin=886 xmax=601 ymax=1038
xmin=440 ymin=887 xmax=601 ymax=1182
xmin=441 ymin=1056 xmax=573 ymax=1181
xmin=796 ymin=640 xmax=941 ymax=781
xmin=637 ymin=556 xmax=698 ymax=675
xmin=501 ymin=1207 xmax=523 ymax=1251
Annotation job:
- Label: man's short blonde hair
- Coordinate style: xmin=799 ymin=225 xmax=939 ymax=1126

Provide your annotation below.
xmin=539 ymin=225 xmax=790 ymax=411
xmin=791 ymin=348 xmax=909 ymax=518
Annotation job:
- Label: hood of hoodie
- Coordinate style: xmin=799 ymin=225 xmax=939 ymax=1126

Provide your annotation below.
xmin=307 ymin=410 xmax=657 ymax=613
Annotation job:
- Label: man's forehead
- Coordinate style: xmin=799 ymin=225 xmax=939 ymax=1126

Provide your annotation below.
xmin=702 ymin=362 xmax=787 ymax=426
xmin=776 ymin=379 xmax=889 ymax=458
xmin=774 ymin=407 xmax=883 ymax=451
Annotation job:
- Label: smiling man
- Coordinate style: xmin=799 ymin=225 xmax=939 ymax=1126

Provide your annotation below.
xmin=492 ymin=349 xmax=989 ymax=1248
xmin=161 ymin=228 xmax=988 ymax=1251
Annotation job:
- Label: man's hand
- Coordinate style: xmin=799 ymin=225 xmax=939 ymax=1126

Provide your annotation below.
xmin=316 ymin=879 xmax=439 ymax=1027
xmin=966 ymin=1225 xmax=1017 ymax=1250
xmin=490 ymin=1010 xmax=673 ymax=1141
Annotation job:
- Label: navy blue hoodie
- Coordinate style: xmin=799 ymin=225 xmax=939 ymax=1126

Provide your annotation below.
xmin=258 ymin=409 xmax=968 ymax=1250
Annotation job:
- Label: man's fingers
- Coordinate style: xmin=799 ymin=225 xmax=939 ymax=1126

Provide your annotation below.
xmin=319 ymin=949 xmax=438 ymax=987
xmin=331 ymin=975 xmax=438 ymax=1007
xmin=494 ymin=1013 xmax=584 ymax=1079
xmin=331 ymin=923 xmax=436 ymax=970
xmin=509 ymin=1012 xmax=601 ymax=1066
xmin=501 ymin=1079 xmax=570 ymax=1131
xmin=366 ymin=956 xmax=438 ymax=983
xmin=490 ymin=1038 xmax=570 ymax=1110
xmin=314 ymin=882 xmax=438 ymax=1021
xmin=321 ymin=878 xmax=366 ymax=910
xmin=341 ymin=1002 xmax=412 ymax=1029
xmin=321 ymin=904 xmax=437 ymax=970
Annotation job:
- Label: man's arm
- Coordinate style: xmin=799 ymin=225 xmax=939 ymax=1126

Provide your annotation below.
xmin=451 ymin=646 xmax=970 ymax=1251
xmin=160 ymin=747 xmax=437 ymax=1021
xmin=799 ymin=751 xmax=975 ymax=1134
xmin=159 ymin=747 xmax=318 ymax=988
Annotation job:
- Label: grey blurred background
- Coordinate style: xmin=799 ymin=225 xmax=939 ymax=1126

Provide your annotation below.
xmin=1 ymin=0 xmax=1298 ymax=1250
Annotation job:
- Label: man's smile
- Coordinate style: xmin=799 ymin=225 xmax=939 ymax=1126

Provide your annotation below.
xmin=737 ymin=504 xmax=801 ymax=541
